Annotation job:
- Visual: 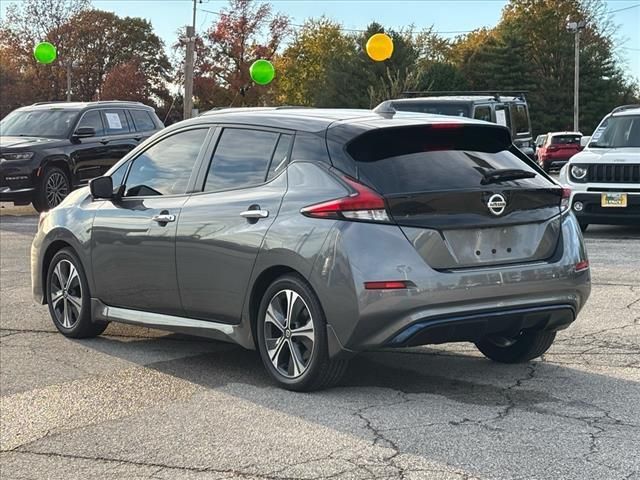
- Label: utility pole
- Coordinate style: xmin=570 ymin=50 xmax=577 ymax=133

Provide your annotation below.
xmin=183 ymin=0 xmax=197 ymax=120
xmin=566 ymin=17 xmax=586 ymax=132
xmin=66 ymin=61 xmax=72 ymax=102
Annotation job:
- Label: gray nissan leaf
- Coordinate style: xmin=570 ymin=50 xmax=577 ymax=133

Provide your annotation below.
xmin=31 ymin=108 xmax=591 ymax=391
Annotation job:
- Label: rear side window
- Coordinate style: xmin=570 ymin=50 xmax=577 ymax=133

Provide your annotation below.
xmin=347 ymin=125 xmax=545 ymax=195
xmin=511 ymin=104 xmax=529 ymax=134
xmin=125 ymin=128 xmax=207 ymax=196
xmin=204 ymin=128 xmax=280 ymax=191
xmin=77 ymin=110 xmax=104 ymax=137
xmin=551 ymin=135 xmax=581 ymax=145
xmin=102 ymin=109 xmax=131 ymax=135
xmin=130 ymin=109 xmax=157 ymax=132
xmin=267 ymin=134 xmax=293 ymax=181
xmin=473 ymin=106 xmax=492 ymax=122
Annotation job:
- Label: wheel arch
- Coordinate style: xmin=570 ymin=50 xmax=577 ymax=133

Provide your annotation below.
xmin=41 ymin=155 xmax=73 ymax=184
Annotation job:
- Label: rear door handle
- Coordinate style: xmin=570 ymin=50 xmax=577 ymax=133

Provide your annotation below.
xmin=240 ymin=209 xmax=269 ymax=219
xmin=133 ymin=136 xmax=143 ymax=142
xmin=152 ymin=214 xmax=176 ymax=223
xmin=100 ymin=138 xmax=109 ymax=145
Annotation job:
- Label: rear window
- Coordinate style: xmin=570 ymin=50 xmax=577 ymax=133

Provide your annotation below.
xmin=511 ymin=104 xmax=529 ymax=134
xmin=551 ymin=135 xmax=581 ymax=145
xmin=347 ymin=125 xmax=544 ymax=195
xmin=393 ymin=102 xmax=471 ymax=118
xmin=130 ymin=109 xmax=157 ymax=132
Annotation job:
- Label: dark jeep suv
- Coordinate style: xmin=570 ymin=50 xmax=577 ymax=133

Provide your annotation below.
xmin=0 ymin=101 xmax=163 ymax=211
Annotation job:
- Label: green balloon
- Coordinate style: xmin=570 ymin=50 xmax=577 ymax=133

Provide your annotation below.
xmin=250 ymin=59 xmax=275 ymax=85
xmin=34 ymin=42 xmax=57 ymax=64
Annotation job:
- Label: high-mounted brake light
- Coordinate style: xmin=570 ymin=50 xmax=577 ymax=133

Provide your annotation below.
xmin=561 ymin=187 xmax=571 ymax=212
xmin=300 ymin=177 xmax=391 ymax=223
xmin=429 ymin=123 xmax=463 ymax=130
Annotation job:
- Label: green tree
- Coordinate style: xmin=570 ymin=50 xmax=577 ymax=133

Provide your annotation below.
xmin=276 ymin=17 xmax=353 ymax=106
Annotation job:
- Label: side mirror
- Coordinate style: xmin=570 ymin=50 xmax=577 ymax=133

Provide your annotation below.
xmin=90 ymin=176 xmax=114 ymax=199
xmin=73 ymin=126 xmax=96 ymax=138
xmin=580 ymin=136 xmax=591 ymax=148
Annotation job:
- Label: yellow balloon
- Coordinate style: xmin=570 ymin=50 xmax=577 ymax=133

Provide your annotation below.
xmin=366 ymin=33 xmax=394 ymax=62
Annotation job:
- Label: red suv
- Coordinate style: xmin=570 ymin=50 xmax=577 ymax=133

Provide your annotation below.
xmin=536 ymin=131 xmax=583 ymax=172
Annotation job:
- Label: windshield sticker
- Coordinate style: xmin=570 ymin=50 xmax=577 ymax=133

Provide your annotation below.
xmin=591 ymin=127 xmax=605 ymax=141
xmin=105 ymin=112 xmax=123 ymax=130
xmin=496 ymin=109 xmax=507 ymax=126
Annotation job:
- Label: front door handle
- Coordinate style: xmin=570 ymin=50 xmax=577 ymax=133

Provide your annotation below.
xmin=100 ymin=138 xmax=109 ymax=145
xmin=152 ymin=213 xmax=176 ymax=224
xmin=240 ymin=209 xmax=269 ymax=219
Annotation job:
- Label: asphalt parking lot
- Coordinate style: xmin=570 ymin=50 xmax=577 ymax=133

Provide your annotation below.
xmin=1 ymin=210 xmax=638 ymax=480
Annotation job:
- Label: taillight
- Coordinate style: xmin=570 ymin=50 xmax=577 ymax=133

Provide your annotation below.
xmin=364 ymin=281 xmax=411 ymax=290
xmin=301 ymin=176 xmax=391 ymax=223
xmin=561 ymin=187 xmax=571 ymax=212
xmin=575 ymin=260 xmax=589 ymax=272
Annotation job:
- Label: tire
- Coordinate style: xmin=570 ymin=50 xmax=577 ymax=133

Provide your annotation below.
xmin=538 ymin=160 xmax=550 ymax=173
xmin=475 ymin=330 xmax=556 ymax=364
xmin=33 ymin=166 xmax=71 ymax=212
xmin=256 ymin=274 xmax=348 ymax=391
xmin=579 ymin=222 xmax=589 ymax=232
xmin=46 ymin=248 xmax=108 ymax=338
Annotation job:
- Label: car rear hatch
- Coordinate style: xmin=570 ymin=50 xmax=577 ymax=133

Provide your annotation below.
xmin=547 ymin=134 xmax=581 ymax=158
xmin=345 ymin=123 xmax=565 ymax=270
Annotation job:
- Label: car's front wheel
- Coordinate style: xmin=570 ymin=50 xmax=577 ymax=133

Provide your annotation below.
xmin=46 ymin=248 xmax=108 ymax=338
xmin=475 ymin=330 xmax=556 ymax=363
xmin=256 ymin=274 xmax=348 ymax=391
xmin=33 ymin=166 xmax=70 ymax=212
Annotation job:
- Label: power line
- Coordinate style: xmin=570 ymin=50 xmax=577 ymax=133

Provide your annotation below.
xmin=609 ymin=3 xmax=640 ymax=14
xmin=197 ymin=8 xmax=474 ymax=35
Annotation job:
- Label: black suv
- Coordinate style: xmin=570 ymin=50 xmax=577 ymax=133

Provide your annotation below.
xmin=0 ymin=101 xmax=164 ymax=211
xmin=376 ymin=92 xmax=534 ymax=158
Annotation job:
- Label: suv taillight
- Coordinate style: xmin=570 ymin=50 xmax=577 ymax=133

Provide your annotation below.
xmin=561 ymin=187 xmax=571 ymax=212
xmin=300 ymin=176 xmax=391 ymax=223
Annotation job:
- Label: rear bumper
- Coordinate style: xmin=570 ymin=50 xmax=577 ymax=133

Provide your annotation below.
xmin=541 ymin=158 xmax=570 ymax=169
xmin=571 ymin=192 xmax=640 ymax=225
xmin=386 ymin=304 xmax=575 ymax=347
xmin=310 ymin=212 xmax=590 ymax=355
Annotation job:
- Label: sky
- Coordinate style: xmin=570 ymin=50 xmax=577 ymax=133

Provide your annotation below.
xmin=2 ymin=0 xmax=639 ymax=79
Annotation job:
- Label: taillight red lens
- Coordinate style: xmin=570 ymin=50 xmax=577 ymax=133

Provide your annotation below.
xmin=301 ymin=176 xmax=391 ymax=223
xmin=364 ymin=281 xmax=409 ymax=290
xmin=561 ymin=187 xmax=571 ymax=212
xmin=575 ymin=260 xmax=589 ymax=272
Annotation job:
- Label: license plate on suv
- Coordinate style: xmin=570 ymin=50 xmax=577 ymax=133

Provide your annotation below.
xmin=601 ymin=193 xmax=628 ymax=208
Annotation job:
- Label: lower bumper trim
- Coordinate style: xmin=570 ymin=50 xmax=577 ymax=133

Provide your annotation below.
xmin=386 ymin=304 xmax=576 ymax=348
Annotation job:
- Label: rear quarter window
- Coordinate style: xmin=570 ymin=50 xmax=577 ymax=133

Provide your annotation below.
xmin=130 ymin=109 xmax=157 ymax=132
xmin=347 ymin=125 xmax=549 ymax=195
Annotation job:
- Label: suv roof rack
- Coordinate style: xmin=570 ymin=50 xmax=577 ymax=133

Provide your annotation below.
xmin=31 ymin=100 xmax=145 ymax=106
xmin=611 ymin=104 xmax=640 ymax=114
xmin=401 ymin=90 xmax=528 ymax=101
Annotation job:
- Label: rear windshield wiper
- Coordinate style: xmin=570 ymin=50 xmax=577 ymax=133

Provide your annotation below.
xmin=481 ymin=169 xmax=537 ymax=185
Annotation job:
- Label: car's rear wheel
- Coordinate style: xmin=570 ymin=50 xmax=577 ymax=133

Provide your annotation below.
xmin=46 ymin=248 xmax=108 ymax=338
xmin=33 ymin=166 xmax=70 ymax=212
xmin=475 ymin=330 xmax=556 ymax=363
xmin=256 ymin=274 xmax=348 ymax=391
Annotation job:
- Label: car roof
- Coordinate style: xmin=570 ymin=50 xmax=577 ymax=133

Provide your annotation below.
xmin=19 ymin=101 xmax=153 ymax=112
xmin=612 ymin=107 xmax=640 ymax=117
xmin=187 ymin=107 xmax=499 ymax=133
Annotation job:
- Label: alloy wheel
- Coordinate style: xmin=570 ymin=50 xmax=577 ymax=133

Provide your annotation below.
xmin=45 ymin=171 xmax=69 ymax=208
xmin=50 ymin=259 xmax=83 ymax=329
xmin=264 ymin=289 xmax=315 ymax=378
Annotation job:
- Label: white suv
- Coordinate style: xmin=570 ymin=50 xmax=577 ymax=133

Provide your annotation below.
xmin=559 ymin=105 xmax=640 ymax=231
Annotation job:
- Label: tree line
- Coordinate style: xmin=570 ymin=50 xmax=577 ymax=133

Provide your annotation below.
xmin=1 ymin=0 xmax=638 ymax=134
